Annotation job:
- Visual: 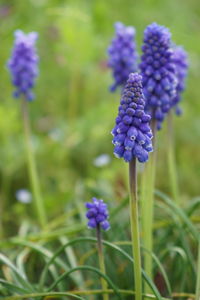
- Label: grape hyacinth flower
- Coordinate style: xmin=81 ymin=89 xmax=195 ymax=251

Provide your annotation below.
xmin=85 ymin=198 xmax=110 ymax=231
xmin=140 ymin=23 xmax=177 ymax=129
xmin=7 ymin=30 xmax=46 ymax=228
xmin=107 ymin=22 xmax=138 ymax=92
xmin=8 ymin=30 xmax=39 ymax=101
xmin=172 ymin=46 xmax=188 ymax=115
xmin=112 ymin=73 xmax=151 ymax=300
xmin=86 ymin=197 xmax=110 ymax=300
xmin=112 ymin=73 xmax=153 ymax=163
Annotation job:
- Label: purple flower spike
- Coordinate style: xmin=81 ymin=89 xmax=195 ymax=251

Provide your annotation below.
xmin=85 ymin=198 xmax=110 ymax=231
xmin=172 ymin=46 xmax=188 ymax=115
xmin=112 ymin=73 xmax=153 ymax=163
xmin=107 ymin=22 xmax=138 ymax=92
xmin=8 ymin=30 xmax=39 ymax=101
xmin=140 ymin=23 xmax=177 ymax=129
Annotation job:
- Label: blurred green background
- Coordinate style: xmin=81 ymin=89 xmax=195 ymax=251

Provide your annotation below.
xmin=0 ymin=0 xmax=200 ymax=235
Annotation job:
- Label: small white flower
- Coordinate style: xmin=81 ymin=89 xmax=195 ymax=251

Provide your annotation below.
xmin=48 ymin=128 xmax=63 ymax=142
xmin=93 ymin=154 xmax=111 ymax=167
xmin=16 ymin=189 xmax=32 ymax=204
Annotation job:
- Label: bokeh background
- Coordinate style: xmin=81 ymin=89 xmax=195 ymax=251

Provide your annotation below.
xmin=0 ymin=0 xmax=200 ymax=237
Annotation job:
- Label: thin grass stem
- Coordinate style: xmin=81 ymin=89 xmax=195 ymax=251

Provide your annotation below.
xmin=21 ymin=99 xmax=46 ymax=227
xmin=167 ymin=111 xmax=180 ymax=204
xmin=2 ymin=290 xmax=176 ymax=300
xmin=195 ymin=238 xmax=200 ymax=300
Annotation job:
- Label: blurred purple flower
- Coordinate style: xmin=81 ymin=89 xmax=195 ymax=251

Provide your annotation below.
xmin=172 ymin=46 xmax=188 ymax=115
xmin=140 ymin=23 xmax=177 ymax=129
xmin=108 ymin=22 xmax=138 ymax=92
xmin=8 ymin=30 xmax=39 ymax=101
xmin=0 ymin=4 xmax=12 ymax=18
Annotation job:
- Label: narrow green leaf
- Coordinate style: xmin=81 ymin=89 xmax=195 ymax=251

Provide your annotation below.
xmin=39 ymin=237 xmax=162 ymax=300
xmin=0 ymin=279 xmax=29 ymax=294
xmin=59 ymin=236 xmax=85 ymax=288
xmin=186 ymin=197 xmax=200 ymax=217
xmin=0 ymin=253 xmax=33 ymax=292
xmin=195 ymin=239 xmax=200 ymax=300
xmin=155 ymin=190 xmax=199 ymax=241
xmin=47 ymin=265 xmax=122 ymax=299
xmin=10 ymin=239 xmax=82 ymax=288
xmin=16 ymin=248 xmax=29 ymax=277
xmin=142 ymin=248 xmax=172 ymax=297
xmin=3 ymin=291 xmax=85 ymax=300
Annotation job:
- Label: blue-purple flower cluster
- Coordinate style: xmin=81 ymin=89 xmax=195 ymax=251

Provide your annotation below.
xmin=85 ymin=198 xmax=110 ymax=231
xmin=172 ymin=46 xmax=188 ymax=115
xmin=140 ymin=23 xmax=177 ymax=129
xmin=107 ymin=22 xmax=138 ymax=92
xmin=112 ymin=73 xmax=153 ymax=163
xmin=8 ymin=30 xmax=39 ymax=101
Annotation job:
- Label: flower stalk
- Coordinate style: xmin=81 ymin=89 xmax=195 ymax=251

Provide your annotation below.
xmin=141 ymin=119 xmax=157 ymax=291
xmin=22 ymin=99 xmax=46 ymax=227
xmin=129 ymin=158 xmax=142 ymax=300
xmin=195 ymin=238 xmax=200 ymax=300
xmin=167 ymin=111 xmax=180 ymax=204
xmin=96 ymin=225 xmax=109 ymax=300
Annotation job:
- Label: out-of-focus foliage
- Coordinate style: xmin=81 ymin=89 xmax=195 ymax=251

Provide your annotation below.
xmin=0 ymin=0 xmax=200 ymax=231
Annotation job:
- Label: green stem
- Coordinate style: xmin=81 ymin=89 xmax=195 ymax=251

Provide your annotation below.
xmin=141 ymin=119 xmax=157 ymax=292
xmin=2 ymin=290 xmax=174 ymax=300
xmin=195 ymin=238 xmax=200 ymax=300
xmin=167 ymin=111 xmax=180 ymax=204
xmin=0 ymin=172 xmax=10 ymax=238
xmin=2 ymin=290 xmax=196 ymax=300
xmin=21 ymin=99 xmax=46 ymax=228
xmin=129 ymin=158 xmax=142 ymax=300
xmin=96 ymin=225 xmax=109 ymax=300
xmin=141 ymin=163 xmax=153 ymax=283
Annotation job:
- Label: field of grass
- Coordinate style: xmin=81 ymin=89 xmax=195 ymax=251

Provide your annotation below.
xmin=0 ymin=0 xmax=200 ymax=299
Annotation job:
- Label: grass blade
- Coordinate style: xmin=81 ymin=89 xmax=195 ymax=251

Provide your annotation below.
xmin=3 ymin=292 xmax=85 ymax=300
xmin=47 ymin=265 xmax=122 ymax=299
xmin=155 ymin=190 xmax=199 ymax=241
xmin=195 ymin=239 xmax=200 ymax=300
xmin=0 ymin=279 xmax=29 ymax=294
xmin=39 ymin=237 xmax=162 ymax=300
xmin=0 ymin=253 xmax=33 ymax=292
